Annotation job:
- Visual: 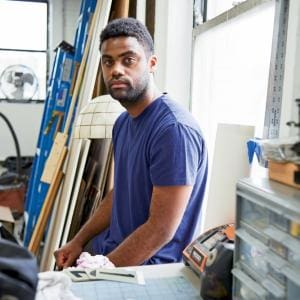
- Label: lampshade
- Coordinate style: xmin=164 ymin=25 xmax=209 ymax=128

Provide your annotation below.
xmin=74 ymin=94 xmax=124 ymax=139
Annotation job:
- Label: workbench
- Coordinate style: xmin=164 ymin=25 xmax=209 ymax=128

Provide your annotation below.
xmin=71 ymin=262 xmax=201 ymax=299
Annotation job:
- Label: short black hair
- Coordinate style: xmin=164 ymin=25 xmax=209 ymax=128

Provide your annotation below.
xmin=100 ymin=18 xmax=154 ymax=55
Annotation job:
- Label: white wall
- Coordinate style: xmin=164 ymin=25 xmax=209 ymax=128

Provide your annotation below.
xmin=0 ymin=102 xmax=44 ymax=160
xmin=0 ymin=0 xmax=81 ymax=161
xmin=154 ymin=0 xmax=193 ymax=108
xmin=49 ymin=0 xmax=81 ymax=66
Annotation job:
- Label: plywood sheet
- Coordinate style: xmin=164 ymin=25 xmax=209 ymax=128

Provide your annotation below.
xmin=41 ymin=132 xmax=68 ymax=184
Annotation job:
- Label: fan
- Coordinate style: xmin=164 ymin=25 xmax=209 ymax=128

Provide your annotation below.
xmin=0 ymin=64 xmax=39 ymax=101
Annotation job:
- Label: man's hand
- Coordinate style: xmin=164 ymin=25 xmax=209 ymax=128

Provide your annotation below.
xmin=54 ymin=240 xmax=83 ymax=269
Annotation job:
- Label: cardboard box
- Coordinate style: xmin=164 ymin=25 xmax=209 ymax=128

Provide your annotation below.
xmin=0 ymin=184 xmax=25 ymax=213
xmin=268 ymin=160 xmax=300 ymax=189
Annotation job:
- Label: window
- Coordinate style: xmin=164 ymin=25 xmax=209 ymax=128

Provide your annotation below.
xmin=206 ymin=0 xmax=247 ymax=20
xmin=191 ymin=1 xmax=275 ymax=153
xmin=194 ymin=0 xmax=248 ymax=26
xmin=0 ymin=0 xmax=48 ymax=102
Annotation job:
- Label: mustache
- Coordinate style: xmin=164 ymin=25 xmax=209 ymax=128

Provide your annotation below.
xmin=108 ymin=78 xmax=130 ymax=87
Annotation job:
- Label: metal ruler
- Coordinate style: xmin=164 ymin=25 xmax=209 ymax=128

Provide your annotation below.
xmin=264 ymin=0 xmax=290 ymax=139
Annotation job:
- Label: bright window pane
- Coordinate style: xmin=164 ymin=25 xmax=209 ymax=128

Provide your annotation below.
xmin=0 ymin=51 xmax=47 ymax=100
xmin=191 ymin=1 xmax=275 ymax=149
xmin=207 ymin=0 xmax=247 ymax=20
xmin=0 ymin=1 xmax=47 ymax=50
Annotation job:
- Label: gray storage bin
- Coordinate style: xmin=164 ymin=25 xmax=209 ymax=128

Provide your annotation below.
xmin=233 ymin=178 xmax=300 ymax=299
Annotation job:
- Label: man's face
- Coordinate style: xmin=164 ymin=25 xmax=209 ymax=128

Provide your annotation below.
xmin=100 ymin=36 xmax=156 ymax=106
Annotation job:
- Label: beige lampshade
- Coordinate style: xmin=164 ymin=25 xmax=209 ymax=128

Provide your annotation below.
xmin=74 ymin=94 xmax=124 ymax=139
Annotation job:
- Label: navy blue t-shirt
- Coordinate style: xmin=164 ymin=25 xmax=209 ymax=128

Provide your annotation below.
xmin=93 ymin=94 xmax=208 ymax=264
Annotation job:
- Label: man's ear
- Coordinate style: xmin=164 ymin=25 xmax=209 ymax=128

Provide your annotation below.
xmin=148 ymin=55 xmax=157 ymax=73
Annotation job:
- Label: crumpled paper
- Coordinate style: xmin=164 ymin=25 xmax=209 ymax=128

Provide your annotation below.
xmin=75 ymin=252 xmax=115 ymax=269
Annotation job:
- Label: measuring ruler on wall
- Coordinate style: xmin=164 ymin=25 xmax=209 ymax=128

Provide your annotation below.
xmin=264 ymin=0 xmax=290 ymax=138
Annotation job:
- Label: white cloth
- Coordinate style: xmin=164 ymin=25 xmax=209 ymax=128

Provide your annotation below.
xmin=75 ymin=252 xmax=115 ymax=269
xmin=35 ymin=271 xmax=81 ymax=300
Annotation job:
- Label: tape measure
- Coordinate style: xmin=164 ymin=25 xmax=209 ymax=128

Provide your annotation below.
xmin=264 ymin=0 xmax=289 ymax=139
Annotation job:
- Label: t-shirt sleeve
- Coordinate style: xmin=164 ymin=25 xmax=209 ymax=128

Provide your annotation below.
xmin=149 ymin=123 xmax=204 ymax=186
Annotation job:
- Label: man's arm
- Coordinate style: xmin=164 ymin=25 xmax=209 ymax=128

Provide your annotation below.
xmin=54 ymin=189 xmax=114 ymax=269
xmin=107 ymin=185 xmax=192 ymax=266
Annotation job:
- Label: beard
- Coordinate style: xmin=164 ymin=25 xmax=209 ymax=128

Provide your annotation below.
xmin=107 ymin=71 xmax=150 ymax=108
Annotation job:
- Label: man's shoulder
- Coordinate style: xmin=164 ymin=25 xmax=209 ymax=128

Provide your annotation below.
xmin=159 ymin=94 xmax=202 ymax=135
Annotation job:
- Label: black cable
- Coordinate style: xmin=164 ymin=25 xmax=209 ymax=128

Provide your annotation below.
xmin=0 ymin=111 xmax=21 ymax=179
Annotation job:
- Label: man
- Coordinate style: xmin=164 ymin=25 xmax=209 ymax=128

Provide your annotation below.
xmin=54 ymin=18 xmax=208 ymax=268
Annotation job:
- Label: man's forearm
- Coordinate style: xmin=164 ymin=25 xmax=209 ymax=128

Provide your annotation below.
xmin=107 ymin=219 xmax=172 ymax=266
xmin=72 ymin=189 xmax=113 ymax=247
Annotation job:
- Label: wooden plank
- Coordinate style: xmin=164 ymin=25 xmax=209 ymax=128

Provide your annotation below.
xmin=111 ymin=0 xmax=130 ymax=19
xmin=41 ymin=132 xmax=67 ymax=184
xmin=28 ymin=146 xmax=67 ymax=254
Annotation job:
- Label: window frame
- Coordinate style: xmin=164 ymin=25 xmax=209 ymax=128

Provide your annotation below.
xmin=0 ymin=0 xmax=49 ymax=103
